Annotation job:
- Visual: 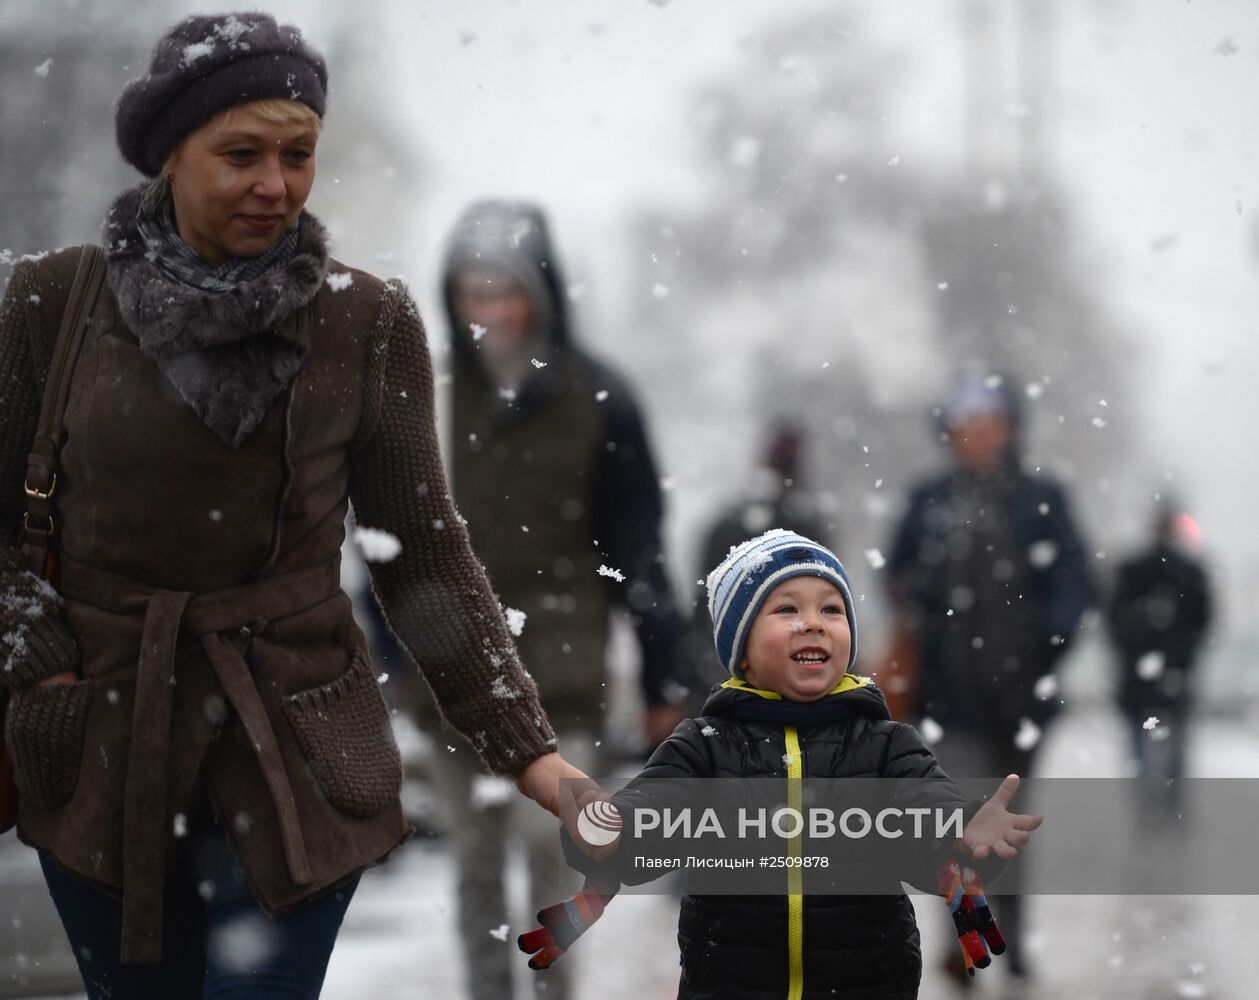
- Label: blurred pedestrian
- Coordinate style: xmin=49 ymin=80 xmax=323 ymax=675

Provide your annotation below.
xmin=1106 ymin=499 xmax=1211 ymax=816
xmin=886 ymin=371 xmax=1095 ymax=979
xmin=0 ymin=13 xmax=593 ymax=999
xmin=415 ymin=199 xmax=688 ymax=1000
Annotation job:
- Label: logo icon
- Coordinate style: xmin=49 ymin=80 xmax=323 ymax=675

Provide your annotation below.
xmin=577 ymin=800 xmax=623 ymax=847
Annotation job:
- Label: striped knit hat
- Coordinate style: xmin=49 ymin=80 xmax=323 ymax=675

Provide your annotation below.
xmin=706 ymin=529 xmax=858 ymax=678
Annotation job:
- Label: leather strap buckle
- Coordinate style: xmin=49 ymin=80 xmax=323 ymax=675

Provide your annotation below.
xmin=22 ymin=511 xmax=54 ymax=535
xmin=24 ymin=473 xmax=56 ymax=501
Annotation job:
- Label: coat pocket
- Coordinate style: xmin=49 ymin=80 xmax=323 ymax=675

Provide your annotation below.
xmin=281 ymin=652 xmax=402 ymax=819
xmin=4 ymin=679 xmax=93 ymax=811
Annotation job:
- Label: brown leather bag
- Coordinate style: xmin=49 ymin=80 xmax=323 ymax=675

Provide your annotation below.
xmin=1 ymin=244 xmax=106 ymax=835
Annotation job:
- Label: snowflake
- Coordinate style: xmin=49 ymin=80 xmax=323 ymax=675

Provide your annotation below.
xmin=919 ymin=717 xmax=944 ymax=746
xmin=504 ymin=607 xmax=527 ymax=637
xmin=1014 ymin=717 xmax=1042 ymax=751
xmin=354 ymin=526 xmax=402 ymax=563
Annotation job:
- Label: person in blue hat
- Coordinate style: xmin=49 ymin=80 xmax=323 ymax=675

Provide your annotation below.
xmin=886 ymin=372 xmax=1095 ymax=980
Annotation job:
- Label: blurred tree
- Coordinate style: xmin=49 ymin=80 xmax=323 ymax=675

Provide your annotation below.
xmin=616 ymin=5 xmax=1133 ymax=634
xmin=0 ymin=2 xmax=144 ymax=261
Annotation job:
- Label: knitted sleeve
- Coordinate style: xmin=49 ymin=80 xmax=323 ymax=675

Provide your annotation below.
xmin=0 ymin=261 xmax=81 ymax=689
xmin=348 ymin=281 xmax=557 ymax=775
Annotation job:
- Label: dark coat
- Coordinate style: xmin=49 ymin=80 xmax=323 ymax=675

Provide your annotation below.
xmin=1107 ymin=542 xmax=1211 ymax=713
xmin=888 ymin=465 xmax=1095 ymax=738
xmin=574 ymin=678 xmax=977 ymax=1000
xmin=0 ymin=187 xmax=555 ymax=963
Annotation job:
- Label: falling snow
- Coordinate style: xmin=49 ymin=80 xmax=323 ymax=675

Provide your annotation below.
xmin=1136 ymin=651 xmax=1165 ymax=681
xmin=1014 ymin=717 xmax=1042 ymax=751
xmin=504 ymin=607 xmax=527 ymax=637
xmin=919 ymin=717 xmax=944 ymax=746
xmin=354 ymin=526 xmax=402 ymax=563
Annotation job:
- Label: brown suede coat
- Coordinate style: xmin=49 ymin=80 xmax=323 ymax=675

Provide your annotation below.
xmin=0 ymin=194 xmax=556 ymax=963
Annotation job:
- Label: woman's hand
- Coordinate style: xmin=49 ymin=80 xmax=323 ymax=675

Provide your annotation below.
xmin=516 ymin=751 xmax=618 ymax=859
xmin=516 ymin=751 xmax=602 ymax=817
xmin=35 ymin=671 xmax=77 ymax=687
xmin=960 ymin=774 xmax=1044 ymax=861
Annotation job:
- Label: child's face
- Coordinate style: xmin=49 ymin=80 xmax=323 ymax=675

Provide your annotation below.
xmin=741 ymin=576 xmax=850 ymax=702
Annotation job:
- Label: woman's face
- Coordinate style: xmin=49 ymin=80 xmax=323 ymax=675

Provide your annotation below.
xmin=166 ymin=105 xmax=318 ymax=263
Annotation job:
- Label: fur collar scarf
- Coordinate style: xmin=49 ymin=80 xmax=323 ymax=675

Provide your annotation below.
xmin=103 ymin=184 xmax=330 ymax=448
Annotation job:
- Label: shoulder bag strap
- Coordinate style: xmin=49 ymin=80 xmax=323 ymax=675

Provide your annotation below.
xmin=22 ymin=243 xmax=107 ymax=577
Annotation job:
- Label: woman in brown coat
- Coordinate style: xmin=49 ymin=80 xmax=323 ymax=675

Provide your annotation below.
xmin=0 ymin=12 xmax=590 ymax=998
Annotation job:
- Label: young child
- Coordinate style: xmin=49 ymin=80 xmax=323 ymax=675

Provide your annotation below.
xmin=521 ymin=529 xmax=1042 ymax=998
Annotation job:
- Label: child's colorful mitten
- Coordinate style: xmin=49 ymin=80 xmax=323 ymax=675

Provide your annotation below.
xmin=937 ymin=859 xmax=1006 ymax=976
xmin=517 ymin=879 xmax=617 ymax=970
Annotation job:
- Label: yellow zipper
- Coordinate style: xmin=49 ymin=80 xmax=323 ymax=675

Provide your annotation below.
xmin=785 ymin=725 xmax=804 ymax=1000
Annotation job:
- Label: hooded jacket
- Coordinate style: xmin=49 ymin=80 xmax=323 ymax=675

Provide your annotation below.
xmin=0 ymin=187 xmax=556 ymax=963
xmin=434 ymin=200 xmax=684 ymax=727
xmin=574 ymin=677 xmax=979 ymax=1000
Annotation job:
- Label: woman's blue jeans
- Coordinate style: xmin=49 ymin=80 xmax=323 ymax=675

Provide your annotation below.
xmin=40 ymin=820 xmax=359 ymax=999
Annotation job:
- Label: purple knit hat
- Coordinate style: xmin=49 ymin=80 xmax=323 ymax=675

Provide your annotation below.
xmin=116 ymin=12 xmax=327 ymax=177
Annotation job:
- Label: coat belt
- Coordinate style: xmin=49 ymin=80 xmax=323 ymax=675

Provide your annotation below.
xmin=58 ymin=556 xmax=342 ymax=964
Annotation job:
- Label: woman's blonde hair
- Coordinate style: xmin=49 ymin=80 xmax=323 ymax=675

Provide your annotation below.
xmin=160 ymin=99 xmax=321 ymax=179
xmin=218 ymin=98 xmax=322 ymax=131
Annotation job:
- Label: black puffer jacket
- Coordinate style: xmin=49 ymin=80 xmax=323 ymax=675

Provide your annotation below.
xmin=583 ymin=677 xmax=978 ymax=1000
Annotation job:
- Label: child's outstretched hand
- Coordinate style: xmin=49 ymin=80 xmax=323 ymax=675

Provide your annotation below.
xmin=960 ymin=774 xmax=1043 ymax=861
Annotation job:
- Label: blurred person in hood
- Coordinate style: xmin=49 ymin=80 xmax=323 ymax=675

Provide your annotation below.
xmin=885 ymin=371 xmax=1095 ymax=981
xmin=411 ymin=199 xmax=688 ymax=999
